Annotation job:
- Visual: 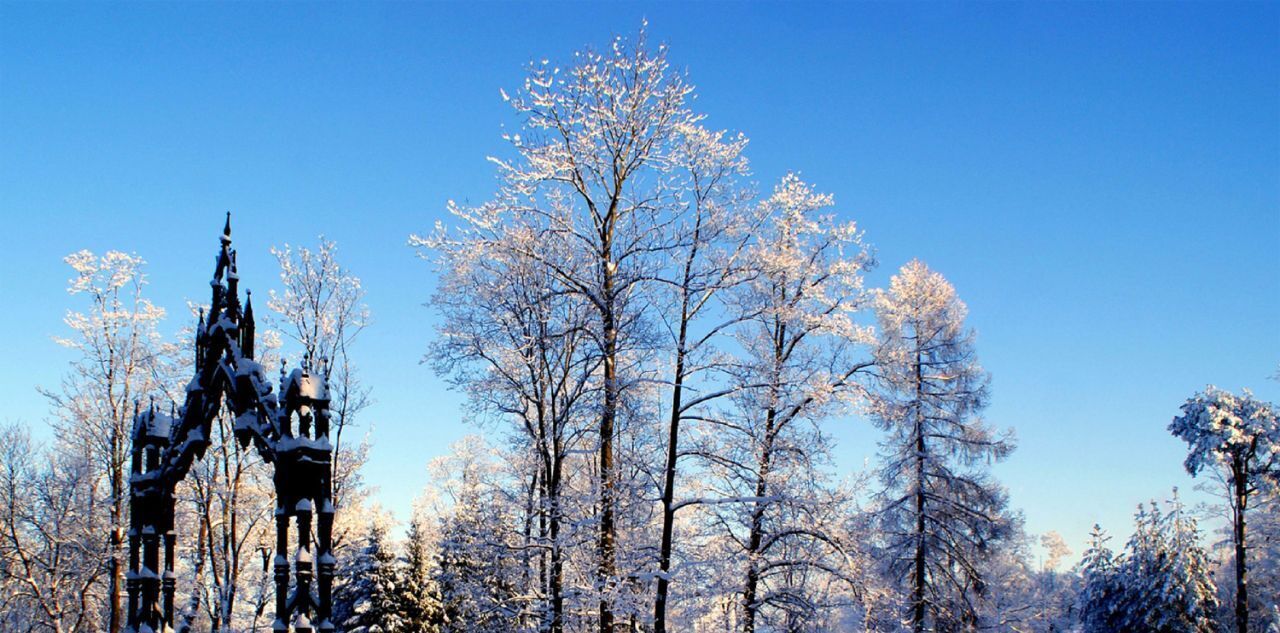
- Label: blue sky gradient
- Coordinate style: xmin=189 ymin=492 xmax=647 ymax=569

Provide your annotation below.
xmin=2 ymin=2 xmax=1277 ymax=555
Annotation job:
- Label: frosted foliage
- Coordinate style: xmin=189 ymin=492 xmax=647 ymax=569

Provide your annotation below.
xmin=870 ymin=260 xmax=1015 ymax=630
xmin=1041 ymin=531 xmax=1072 ymax=572
xmin=1170 ymin=386 xmax=1279 ymax=479
xmin=40 ymin=250 xmax=176 ymax=633
xmin=268 ymin=237 xmax=370 ymax=375
xmin=746 ymin=174 xmax=873 ymax=348
xmin=1079 ymin=495 xmax=1218 ymax=633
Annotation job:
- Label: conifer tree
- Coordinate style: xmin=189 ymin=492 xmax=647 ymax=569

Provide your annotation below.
xmin=1170 ymin=387 xmax=1279 ymax=633
xmin=334 ymin=513 xmax=408 ymax=633
xmin=1079 ymin=495 xmax=1219 ymax=633
xmin=398 ymin=515 xmax=442 ymax=633
xmin=1078 ymin=525 xmax=1123 ymax=633
xmin=869 ymin=260 xmax=1015 ymax=631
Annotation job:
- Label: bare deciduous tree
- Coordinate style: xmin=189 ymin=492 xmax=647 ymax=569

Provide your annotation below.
xmin=40 ymin=250 xmax=174 ymax=633
xmin=0 ymin=423 xmax=107 ymax=633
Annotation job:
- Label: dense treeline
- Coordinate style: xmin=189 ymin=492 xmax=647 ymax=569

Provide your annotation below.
xmin=1 ymin=27 xmax=1277 ymax=633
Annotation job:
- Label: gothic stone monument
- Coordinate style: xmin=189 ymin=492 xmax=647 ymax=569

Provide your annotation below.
xmin=126 ymin=216 xmax=337 ymax=632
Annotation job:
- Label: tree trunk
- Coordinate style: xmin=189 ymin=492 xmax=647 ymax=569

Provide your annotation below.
xmin=911 ymin=345 xmax=927 ymax=633
xmin=1233 ymin=456 xmax=1249 ymax=633
xmin=599 ymin=308 xmax=618 ymax=633
xmin=654 ymin=318 xmax=690 ymax=633
xmin=742 ymin=408 xmax=777 ymax=633
xmin=549 ymin=449 xmax=565 ymax=633
xmin=109 ymin=431 xmax=124 ymax=633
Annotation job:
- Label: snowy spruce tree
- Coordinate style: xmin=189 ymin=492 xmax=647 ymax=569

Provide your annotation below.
xmin=1170 ymin=387 xmax=1279 ymax=633
xmin=1079 ymin=495 xmax=1219 ymax=633
xmin=1078 ymin=524 xmax=1124 ymax=633
xmin=869 ymin=260 xmax=1015 ymax=632
xmin=398 ymin=513 xmax=444 ymax=633
xmin=1149 ymin=493 xmax=1219 ymax=633
xmin=333 ymin=510 xmax=409 ymax=633
xmin=425 ymin=438 xmax=522 ymax=633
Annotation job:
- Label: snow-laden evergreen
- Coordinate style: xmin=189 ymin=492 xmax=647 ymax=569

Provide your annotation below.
xmin=1079 ymin=493 xmax=1219 ymax=633
xmin=1171 ymin=386 xmax=1280 ymax=633
xmin=869 ymin=260 xmax=1016 ymax=632
xmin=333 ymin=510 xmax=409 ymax=633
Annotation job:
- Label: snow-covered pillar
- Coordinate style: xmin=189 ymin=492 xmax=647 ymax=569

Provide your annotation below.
xmin=274 ymin=508 xmax=290 ymax=632
xmin=294 ymin=499 xmax=315 ymax=631
xmin=140 ymin=526 xmax=161 ymax=631
xmin=162 ymin=530 xmax=176 ymax=629
xmin=316 ymin=497 xmax=335 ymax=632
xmin=125 ymin=528 xmax=140 ymax=632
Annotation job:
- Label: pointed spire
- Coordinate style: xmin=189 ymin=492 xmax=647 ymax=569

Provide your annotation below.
xmin=226 ymin=250 xmax=242 ymax=323
xmin=242 ymin=290 xmax=256 ymax=359
xmin=222 ymin=211 xmax=233 ymax=244
xmin=195 ymin=306 xmax=207 ymax=368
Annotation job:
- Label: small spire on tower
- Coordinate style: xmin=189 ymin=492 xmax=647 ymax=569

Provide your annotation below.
xmin=222 ymin=212 xmax=233 ymax=244
xmin=195 ymin=307 xmax=206 ymax=366
xmin=242 ymin=290 xmax=256 ymax=359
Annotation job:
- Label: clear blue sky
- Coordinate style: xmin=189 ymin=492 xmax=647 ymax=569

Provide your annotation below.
xmin=2 ymin=2 xmax=1277 ymax=556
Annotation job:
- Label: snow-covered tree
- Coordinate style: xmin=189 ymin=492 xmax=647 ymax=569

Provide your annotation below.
xmin=425 ymin=437 xmax=523 ymax=633
xmin=970 ymin=523 xmax=1080 ymax=633
xmin=334 ymin=508 xmax=409 ymax=633
xmin=1079 ymin=495 xmax=1219 ymax=633
xmin=414 ymin=25 xmax=717 ymax=631
xmin=398 ymin=513 xmax=444 ymax=633
xmin=422 ymin=206 xmax=597 ymax=632
xmin=1171 ymin=387 xmax=1279 ymax=633
xmin=0 ymin=423 xmax=106 ymax=632
xmin=1150 ymin=493 xmax=1219 ymax=633
xmin=869 ymin=260 xmax=1015 ymax=632
xmin=1041 ymin=531 xmax=1071 ymax=574
xmin=39 ymin=250 xmax=175 ymax=633
xmin=702 ymin=175 xmax=875 ymax=633
xmin=1078 ymin=525 xmax=1123 ymax=633
xmin=651 ymin=107 xmax=756 ymax=633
